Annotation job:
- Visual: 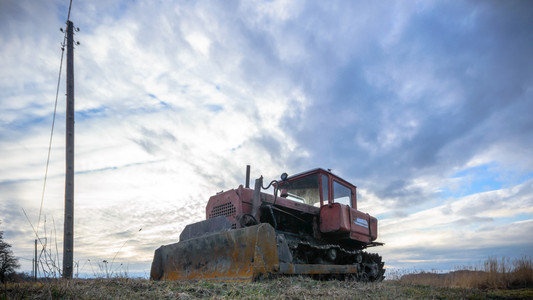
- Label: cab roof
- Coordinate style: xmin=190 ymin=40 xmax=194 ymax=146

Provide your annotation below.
xmin=287 ymin=168 xmax=357 ymax=189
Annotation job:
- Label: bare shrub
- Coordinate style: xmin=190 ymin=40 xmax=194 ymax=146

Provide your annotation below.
xmin=510 ymin=256 xmax=533 ymax=289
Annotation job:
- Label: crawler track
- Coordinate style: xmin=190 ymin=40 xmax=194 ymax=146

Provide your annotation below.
xmin=289 ymin=240 xmax=385 ymax=281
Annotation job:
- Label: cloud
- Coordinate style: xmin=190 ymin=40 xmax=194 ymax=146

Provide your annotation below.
xmin=274 ymin=1 xmax=533 ymax=210
xmin=1 ymin=0 xmax=532 ymax=275
xmin=378 ymin=180 xmax=533 ymax=269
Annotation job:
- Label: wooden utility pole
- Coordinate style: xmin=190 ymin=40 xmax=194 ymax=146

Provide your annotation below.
xmin=63 ymin=20 xmax=75 ymax=279
xmin=34 ymin=239 xmax=37 ymax=280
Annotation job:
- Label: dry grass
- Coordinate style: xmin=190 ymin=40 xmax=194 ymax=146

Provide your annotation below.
xmin=0 ymin=277 xmax=477 ymax=299
xmin=398 ymin=256 xmax=533 ymax=290
xmin=3 ymin=257 xmax=532 ymax=299
xmin=3 ymin=276 xmax=532 ymax=300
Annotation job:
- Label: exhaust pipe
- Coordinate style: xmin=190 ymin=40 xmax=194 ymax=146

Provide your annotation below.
xmin=245 ymin=165 xmax=250 ymax=188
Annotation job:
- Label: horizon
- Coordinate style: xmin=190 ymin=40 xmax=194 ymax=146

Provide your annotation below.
xmin=1 ymin=0 xmax=532 ymax=276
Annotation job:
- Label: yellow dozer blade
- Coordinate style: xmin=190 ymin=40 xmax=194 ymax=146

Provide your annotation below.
xmin=151 ymin=222 xmax=360 ymax=281
xmin=150 ymin=223 xmax=280 ymax=282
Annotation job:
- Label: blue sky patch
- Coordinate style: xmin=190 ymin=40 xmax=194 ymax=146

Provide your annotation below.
xmin=440 ymin=164 xmax=533 ymax=199
xmin=440 ymin=163 xmax=502 ymax=198
xmin=75 ymin=106 xmax=109 ymax=121
xmin=206 ymin=104 xmax=223 ymax=112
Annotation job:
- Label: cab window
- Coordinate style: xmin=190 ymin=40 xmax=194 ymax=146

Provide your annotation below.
xmin=333 ymin=181 xmax=351 ymax=207
xmin=285 ymin=174 xmax=320 ymax=207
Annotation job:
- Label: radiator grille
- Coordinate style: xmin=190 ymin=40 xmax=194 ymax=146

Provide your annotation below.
xmin=209 ymin=202 xmax=236 ymax=219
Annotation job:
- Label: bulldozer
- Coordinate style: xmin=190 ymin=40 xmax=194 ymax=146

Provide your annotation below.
xmin=150 ymin=167 xmax=385 ymax=282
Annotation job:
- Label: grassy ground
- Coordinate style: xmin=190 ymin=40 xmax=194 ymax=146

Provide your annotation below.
xmin=3 ymin=277 xmax=533 ymax=300
xmin=4 ymin=257 xmax=532 ymax=299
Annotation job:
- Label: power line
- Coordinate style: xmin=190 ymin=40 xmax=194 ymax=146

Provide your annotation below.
xmin=67 ymin=0 xmax=73 ymax=23
xmin=37 ymin=0 xmax=74 ymax=233
xmin=37 ymin=35 xmax=67 ymax=233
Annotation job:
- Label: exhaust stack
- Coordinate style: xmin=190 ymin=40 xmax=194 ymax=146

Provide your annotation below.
xmin=245 ymin=165 xmax=250 ymax=188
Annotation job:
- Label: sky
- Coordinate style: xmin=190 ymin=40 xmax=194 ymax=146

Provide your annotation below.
xmin=1 ymin=0 xmax=532 ymax=278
